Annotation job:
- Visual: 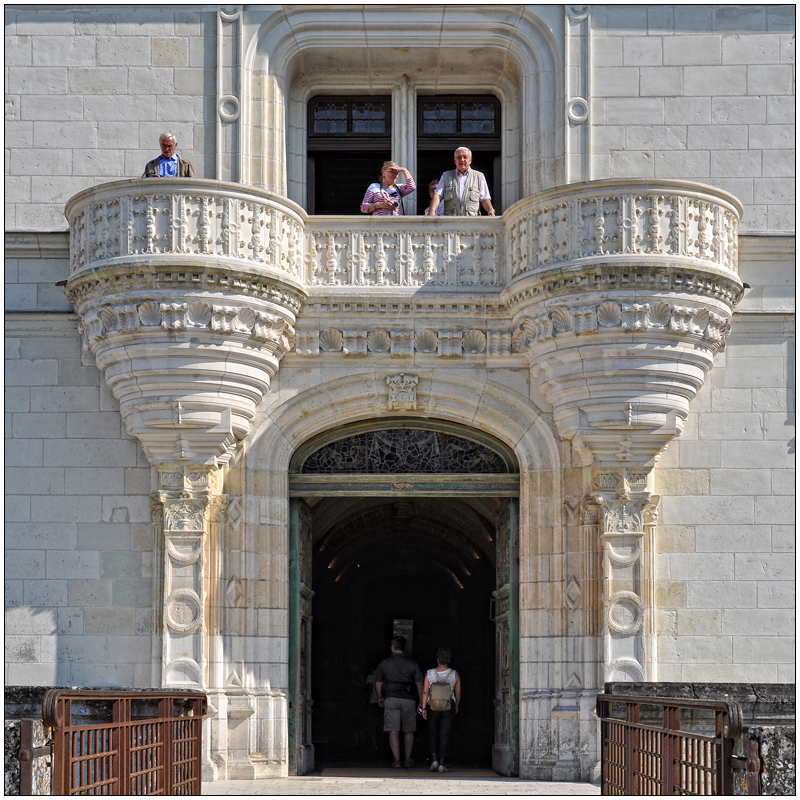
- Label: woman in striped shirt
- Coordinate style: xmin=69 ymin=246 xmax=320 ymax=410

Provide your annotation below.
xmin=360 ymin=161 xmax=416 ymax=216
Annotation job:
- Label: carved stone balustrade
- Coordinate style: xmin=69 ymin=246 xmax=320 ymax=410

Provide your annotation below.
xmin=502 ymin=179 xmax=744 ymax=466
xmin=65 ymin=178 xmax=307 ymax=467
xmin=306 ymin=215 xmax=505 ymax=289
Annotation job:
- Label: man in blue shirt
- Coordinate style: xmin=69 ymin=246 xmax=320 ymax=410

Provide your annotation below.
xmin=142 ymin=132 xmax=195 ymax=178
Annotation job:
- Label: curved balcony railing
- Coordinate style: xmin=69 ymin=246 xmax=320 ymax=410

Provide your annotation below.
xmin=65 ymin=178 xmax=307 ymax=294
xmin=65 ymin=178 xmax=743 ymax=298
xmin=502 ymin=178 xmax=743 ymax=306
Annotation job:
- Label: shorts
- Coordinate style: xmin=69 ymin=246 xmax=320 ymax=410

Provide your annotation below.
xmin=383 ymin=697 xmax=417 ymax=732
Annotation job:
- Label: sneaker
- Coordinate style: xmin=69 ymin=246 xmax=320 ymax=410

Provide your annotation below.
xmin=430 ymin=760 xmax=439 ymax=771
xmin=438 ymin=764 xmax=448 ymax=773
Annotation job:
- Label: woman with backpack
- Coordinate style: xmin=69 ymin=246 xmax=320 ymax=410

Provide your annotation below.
xmin=420 ymin=647 xmax=461 ymax=773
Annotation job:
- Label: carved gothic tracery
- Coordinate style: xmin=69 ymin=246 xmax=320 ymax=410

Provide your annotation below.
xmin=299 ymin=429 xmax=509 ymax=474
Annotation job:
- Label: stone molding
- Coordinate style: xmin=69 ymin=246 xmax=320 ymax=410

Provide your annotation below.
xmin=295 ymin=327 xmax=511 ymax=357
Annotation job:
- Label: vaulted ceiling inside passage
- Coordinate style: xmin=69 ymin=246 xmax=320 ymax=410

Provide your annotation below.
xmin=309 ymin=497 xmax=501 ymax=589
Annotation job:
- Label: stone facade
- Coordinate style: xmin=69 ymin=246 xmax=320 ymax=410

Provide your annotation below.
xmin=4 ymin=4 xmax=795 ymax=783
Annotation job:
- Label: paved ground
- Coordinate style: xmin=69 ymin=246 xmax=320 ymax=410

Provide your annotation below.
xmin=203 ymin=766 xmax=601 ymax=795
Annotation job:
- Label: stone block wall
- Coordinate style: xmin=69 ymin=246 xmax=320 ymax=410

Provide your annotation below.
xmin=5 ymin=241 xmax=155 ymax=685
xmin=591 ymin=4 xmax=795 ymax=233
xmin=5 ymin=5 xmax=217 ymax=232
xmin=654 ymin=238 xmax=795 ymax=682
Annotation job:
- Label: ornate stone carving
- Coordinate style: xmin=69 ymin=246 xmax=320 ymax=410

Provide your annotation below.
xmin=386 ymin=374 xmax=418 ymax=411
xmin=65 ymin=180 xmax=307 ymax=469
xmin=591 ymin=467 xmax=658 ymax=683
xmin=156 ymin=465 xmax=226 ymax=690
xmin=292 ymin=327 xmax=511 ymax=360
xmin=307 ymin=220 xmax=502 ymax=288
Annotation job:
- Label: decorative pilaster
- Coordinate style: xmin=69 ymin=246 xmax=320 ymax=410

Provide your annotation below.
xmin=591 ymin=467 xmax=659 ymax=682
xmin=565 ymin=5 xmax=591 ymax=182
xmin=157 ymin=465 xmax=227 ymax=688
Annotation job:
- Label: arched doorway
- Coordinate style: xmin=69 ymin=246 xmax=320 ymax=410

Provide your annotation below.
xmin=287 ymin=421 xmax=520 ymax=775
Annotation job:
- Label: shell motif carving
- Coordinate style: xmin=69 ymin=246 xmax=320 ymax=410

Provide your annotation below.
xmin=648 ymin=302 xmax=672 ymax=329
xmin=414 ymin=330 xmax=439 ymax=353
xmin=693 ymin=308 xmax=710 ymax=334
xmin=186 ymin=302 xmax=212 ymax=327
xmin=597 ymin=301 xmax=622 ymax=328
xmin=319 ymin=329 xmax=344 ymax=352
xmin=100 ymin=306 xmax=118 ymax=331
xmin=367 ymin=330 xmax=391 ymax=353
xmin=462 ymin=329 xmax=487 ymax=354
xmin=235 ymin=307 xmax=256 ymax=332
xmin=551 ymin=307 xmax=574 ymax=334
xmin=138 ymin=301 xmax=162 ymax=327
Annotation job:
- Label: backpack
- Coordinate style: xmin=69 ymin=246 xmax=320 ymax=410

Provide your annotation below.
xmin=429 ymin=669 xmax=453 ymax=711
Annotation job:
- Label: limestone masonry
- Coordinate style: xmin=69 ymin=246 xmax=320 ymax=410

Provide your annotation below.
xmin=4 ymin=4 xmax=795 ymax=782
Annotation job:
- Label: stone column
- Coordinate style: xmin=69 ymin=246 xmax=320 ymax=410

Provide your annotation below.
xmin=393 ymin=74 xmax=416 ymax=215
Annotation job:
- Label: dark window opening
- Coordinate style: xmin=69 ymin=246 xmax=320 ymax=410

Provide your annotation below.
xmin=308 ymin=96 xmax=392 ymax=215
xmin=417 ymin=95 xmax=501 ymax=215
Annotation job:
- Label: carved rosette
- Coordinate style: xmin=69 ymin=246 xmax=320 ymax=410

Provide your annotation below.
xmin=504 ymin=179 xmax=744 ymax=466
xmin=65 ymin=179 xmax=307 ymax=467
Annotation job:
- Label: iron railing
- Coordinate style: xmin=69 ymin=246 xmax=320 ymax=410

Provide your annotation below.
xmin=42 ymin=689 xmax=206 ymax=796
xmin=597 ymin=693 xmax=744 ymax=795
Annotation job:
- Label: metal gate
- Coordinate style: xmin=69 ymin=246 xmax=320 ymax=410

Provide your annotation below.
xmin=43 ymin=689 xmax=206 ymax=795
xmin=597 ymin=693 xmax=744 ymax=795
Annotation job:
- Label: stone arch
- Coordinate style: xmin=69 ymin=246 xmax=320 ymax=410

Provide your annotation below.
xmin=246 ymin=371 xmax=561 ymax=479
xmin=242 ymin=6 xmax=564 ymax=203
xmin=243 ymin=369 xmax=564 ymax=774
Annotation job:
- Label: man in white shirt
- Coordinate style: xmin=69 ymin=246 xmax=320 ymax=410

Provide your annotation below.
xmin=428 ymin=147 xmax=495 ymax=217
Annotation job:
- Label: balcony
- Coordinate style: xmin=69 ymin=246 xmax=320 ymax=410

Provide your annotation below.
xmin=65 ymin=177 xmax=743 ymax=468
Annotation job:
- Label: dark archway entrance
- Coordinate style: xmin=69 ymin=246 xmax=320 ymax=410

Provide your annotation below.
xmin=309 ymin=496 xmax=499 ymax=767
xmin=288 ymin=421 xmax=519 ymax=776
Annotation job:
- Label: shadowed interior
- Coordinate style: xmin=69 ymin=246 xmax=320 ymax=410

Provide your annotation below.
xmin=308 ymin=496 xmax=501 ymax=767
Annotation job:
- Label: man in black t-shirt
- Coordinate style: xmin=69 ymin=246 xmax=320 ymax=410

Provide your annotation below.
xmin=374 ymin=636 xmax=424 ymax=768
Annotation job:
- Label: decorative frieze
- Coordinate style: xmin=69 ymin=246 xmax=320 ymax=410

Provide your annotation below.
xmin=67 ymin=181 xmax=306 ymax=284
xmin=293 ymin=327 xmax=507 ymax=358
xmin=79 ymin=298 xmax=294 ymax=355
